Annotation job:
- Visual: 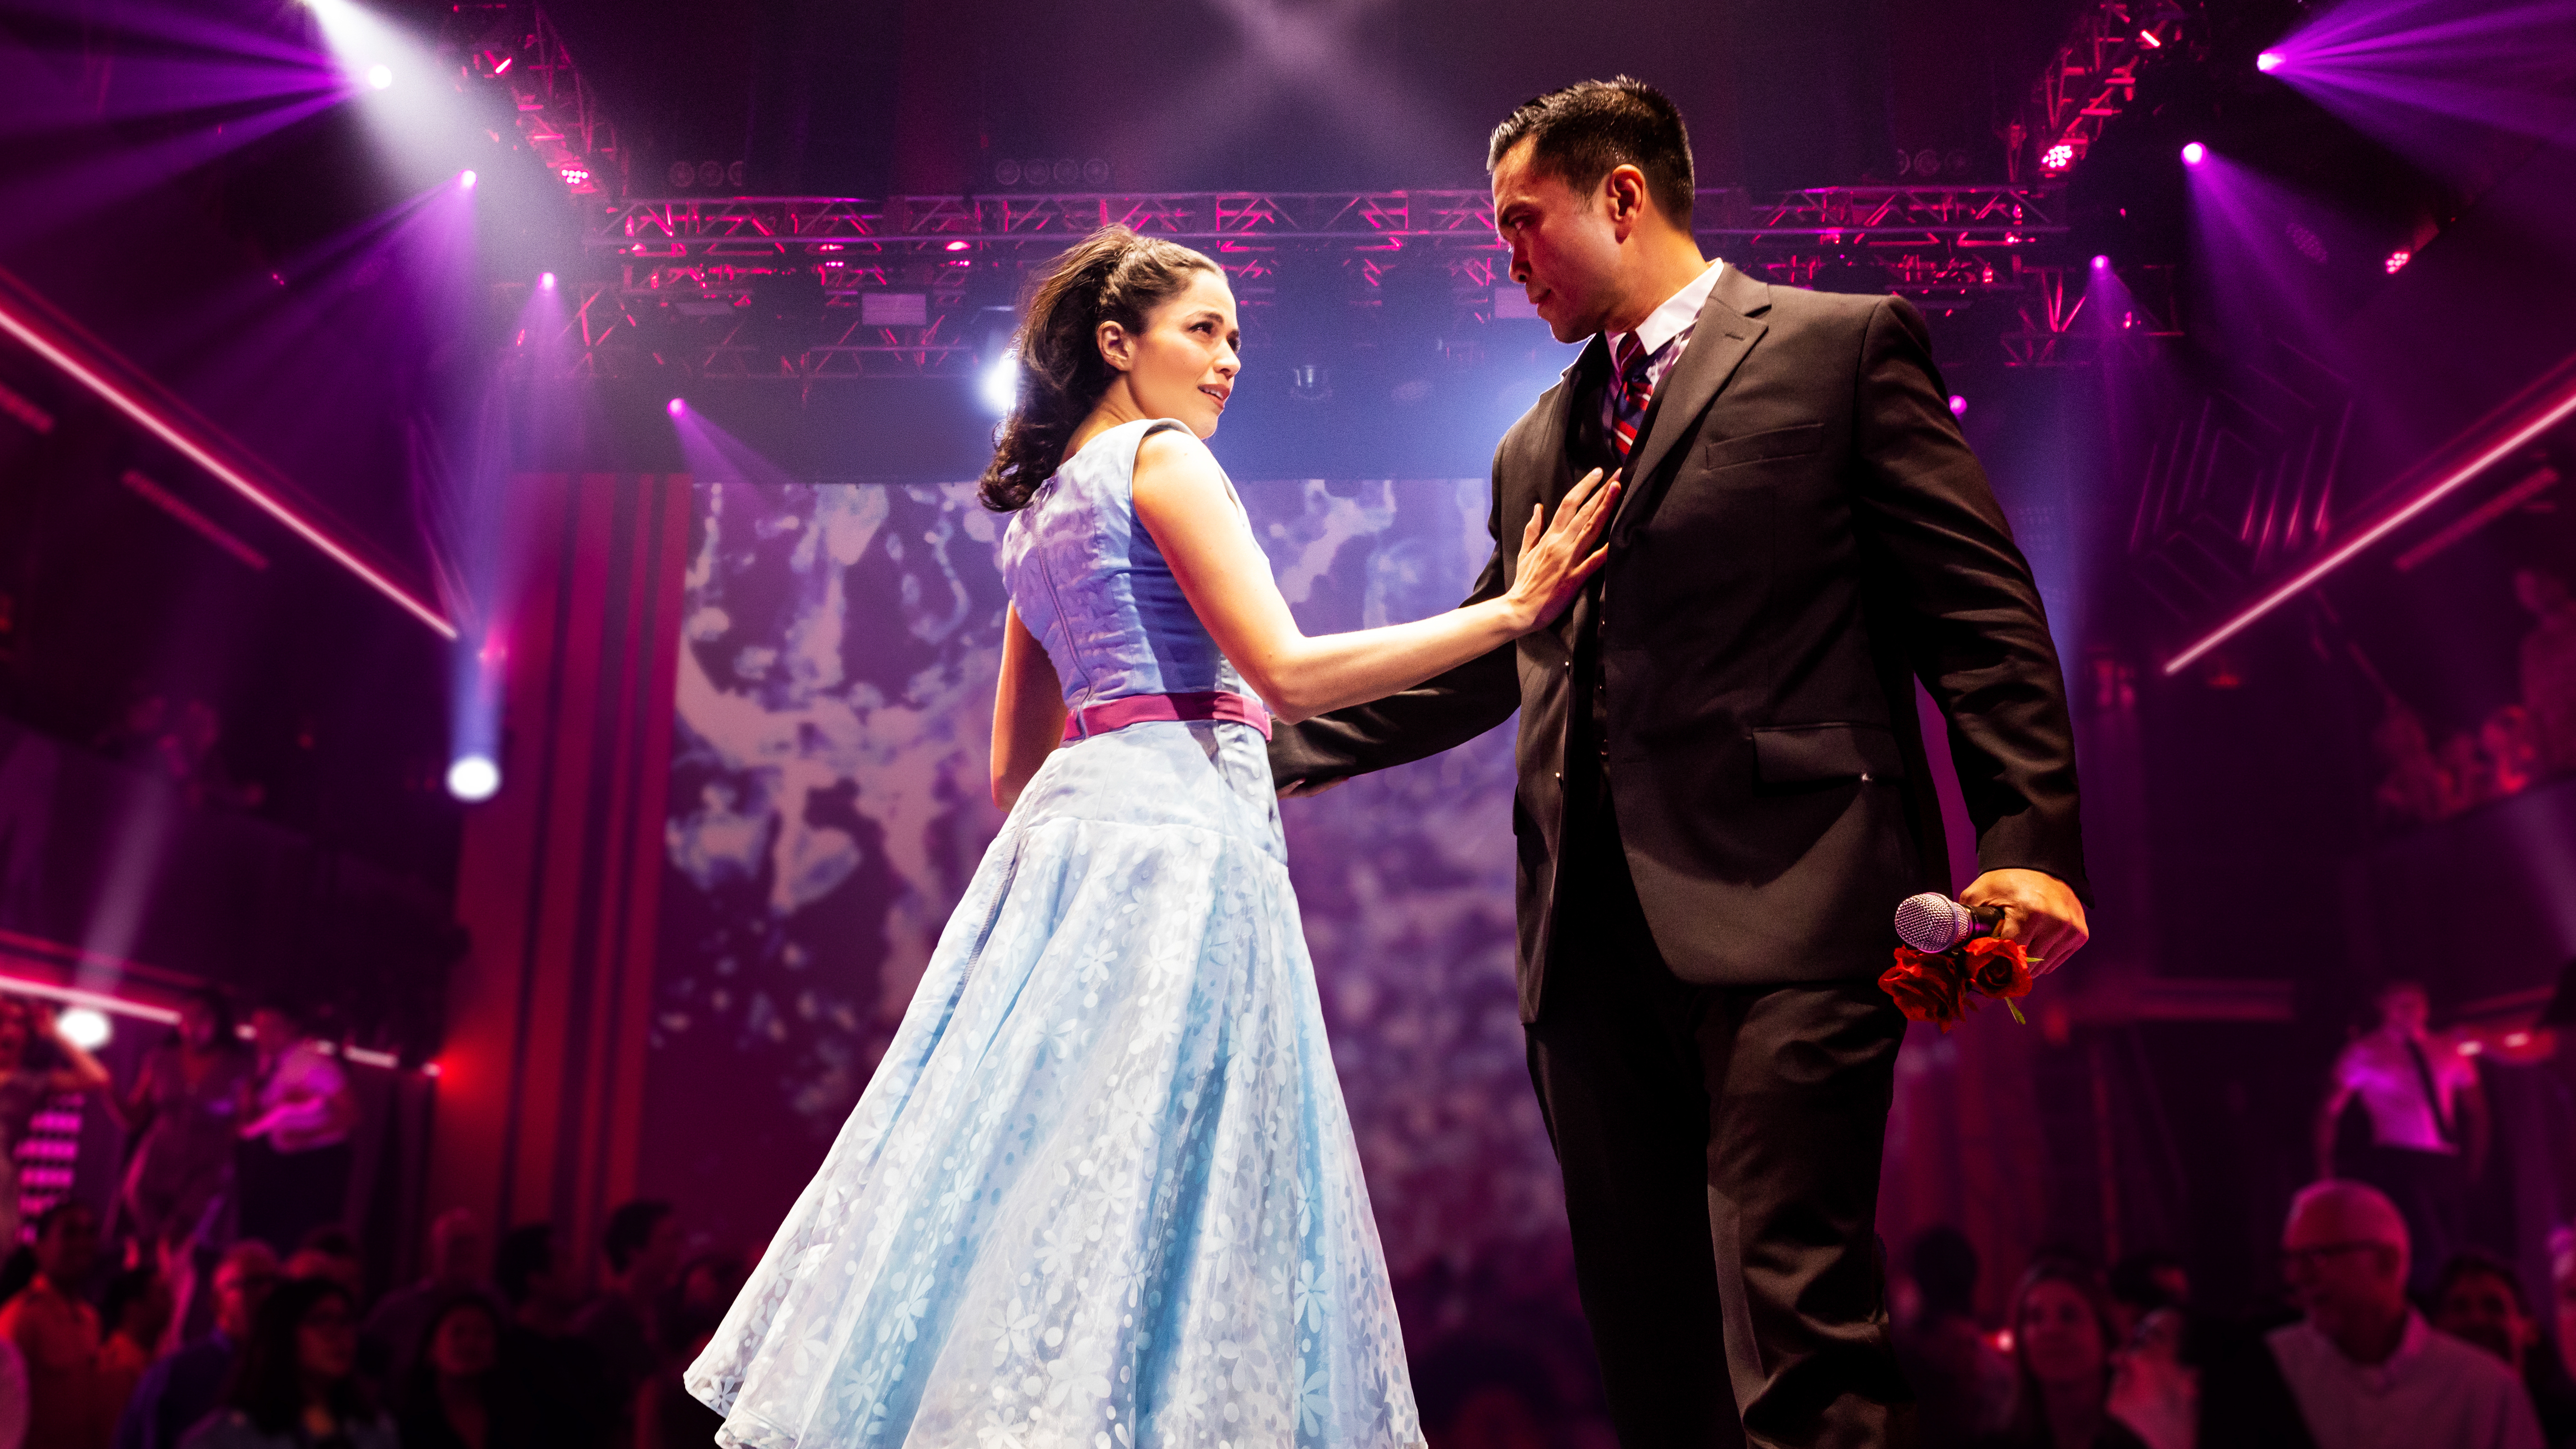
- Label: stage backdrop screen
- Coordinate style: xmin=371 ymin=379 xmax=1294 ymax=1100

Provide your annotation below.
xmin=646 ymin=476 xmax=1563 ymax=1272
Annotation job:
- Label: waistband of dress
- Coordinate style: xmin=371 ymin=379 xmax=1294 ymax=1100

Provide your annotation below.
xmin=1061 ymin=690 xmax=1274 ymax=743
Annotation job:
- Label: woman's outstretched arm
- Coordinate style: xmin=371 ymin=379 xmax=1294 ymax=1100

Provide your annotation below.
xmin=992 ymin=605 xmax=1068 ymax=811
xmin=1133 ymin=429 xmax=1613 ymax=725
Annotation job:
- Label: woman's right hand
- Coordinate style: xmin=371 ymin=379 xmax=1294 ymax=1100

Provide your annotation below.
xmin=1501 ymin=469 xmax=1619 ymax=634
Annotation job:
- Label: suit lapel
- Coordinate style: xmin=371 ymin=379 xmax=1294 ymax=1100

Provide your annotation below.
xmin=1612 ymin=266 xmax=1772 ymax=543
xmin=1533 ymin=337 xmax=1604 ymax=514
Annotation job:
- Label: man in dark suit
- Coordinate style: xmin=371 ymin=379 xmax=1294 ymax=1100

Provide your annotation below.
xmin=1270 ymin=78 xmax=2091 ymax=1447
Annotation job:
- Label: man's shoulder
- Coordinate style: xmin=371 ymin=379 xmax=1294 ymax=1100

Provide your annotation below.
xmin=1735 ymin=277 xmax=1892 ymax=333
xmin=2413 ymin=1324 xmax=2528 ymax=1388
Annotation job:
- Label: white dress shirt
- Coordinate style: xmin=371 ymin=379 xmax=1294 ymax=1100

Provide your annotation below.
xmin=2332 ymin=1025 xmax=2476 ymax=1154
xmin=2268 ymin=1312 xmax=2544 ymax=1449
xmin=1599 ymin=259 xmax=1728 ymax=440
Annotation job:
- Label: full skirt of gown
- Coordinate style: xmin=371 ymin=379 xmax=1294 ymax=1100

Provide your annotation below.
xmin=684 ymin=717 xmax=1424 ymax=1449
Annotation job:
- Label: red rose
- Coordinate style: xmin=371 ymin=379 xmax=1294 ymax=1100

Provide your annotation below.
xmin=1962 ymin=937 xmax=2033 ymax=1000
xmin=1881 ymin=948 xmax=1969 ymax=1030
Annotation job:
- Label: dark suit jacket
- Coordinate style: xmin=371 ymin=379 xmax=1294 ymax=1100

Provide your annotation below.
xmin=1269 ymin=266 xmax=2085 ymax=1020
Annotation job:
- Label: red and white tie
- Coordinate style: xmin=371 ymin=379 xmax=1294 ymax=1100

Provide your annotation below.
xmin=1609 ymin=332 xmax=1655 ymax=459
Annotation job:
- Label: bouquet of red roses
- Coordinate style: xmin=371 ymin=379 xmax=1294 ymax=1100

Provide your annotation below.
xmin=1880 ymin=935 xmax=2038 ymax=1032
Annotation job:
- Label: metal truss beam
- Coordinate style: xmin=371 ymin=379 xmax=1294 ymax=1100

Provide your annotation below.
xmin=547 ymin=185 xmax=2072 ymax=382
xmin=2013 ymin=0 xmax=2194 ymax=182
xmin=2000 ymin=265 xmax=2184 ymax=368
xmin=445 ymin=3 xmax=620 ymax=195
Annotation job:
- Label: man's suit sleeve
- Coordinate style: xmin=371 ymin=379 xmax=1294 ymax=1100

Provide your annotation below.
xmin=1853 ymin=294 xmax=2088 ymax=897
xmin=1266 ymin=454 xmax=1522 ymax=788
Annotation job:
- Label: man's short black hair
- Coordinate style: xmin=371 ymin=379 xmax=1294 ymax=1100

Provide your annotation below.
xmin=494 ymin=1223 xmax=555 ymax=1306
xmin=602 ymin=1199 xmax=673 ymax=1274
xmin=2435 ymin=1248 xmax=2532 ymax=1316
xmin=1488 ymin=77 xmax=1695 ymax=227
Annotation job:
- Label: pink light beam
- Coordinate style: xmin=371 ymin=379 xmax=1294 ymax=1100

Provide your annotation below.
xmin=0 ymin=269 xmax=457 ymax=640
xmin=2163 ymin=369 xmax=2576 ymax=675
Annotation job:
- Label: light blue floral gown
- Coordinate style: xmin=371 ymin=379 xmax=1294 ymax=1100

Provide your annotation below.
xmin=686 ymin=419 xmax=1425 ymax=1449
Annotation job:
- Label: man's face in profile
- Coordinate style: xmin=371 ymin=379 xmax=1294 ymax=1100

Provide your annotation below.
xmin=1492 ymin=140 xmax=1626 ymax=345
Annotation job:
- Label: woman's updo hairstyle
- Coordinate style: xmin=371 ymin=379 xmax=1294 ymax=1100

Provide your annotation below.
xmin=978 ymin=225 xmax=1221 ymax=512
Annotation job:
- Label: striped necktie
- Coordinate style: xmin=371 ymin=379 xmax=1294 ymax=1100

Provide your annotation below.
xmin=1609 ymin=332 xmax=1655 ymax=459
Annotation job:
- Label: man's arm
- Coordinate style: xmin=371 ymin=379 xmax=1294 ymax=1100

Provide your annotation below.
xmin=1268 ymin=451 xmax=1525 ymax=791
xmin=1852 ymin=294 xmax=2089 ymax=964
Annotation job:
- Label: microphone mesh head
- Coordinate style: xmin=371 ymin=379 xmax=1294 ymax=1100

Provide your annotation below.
xmin=1894 ymin=892 xmax=1971 ymax=952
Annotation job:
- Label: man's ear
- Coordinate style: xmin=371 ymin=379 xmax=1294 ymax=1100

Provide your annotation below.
xmin=1097 ymin=320 xmax=1133 ymax=373
xmin=1603 ymin=164 xmax=1650 ymax=232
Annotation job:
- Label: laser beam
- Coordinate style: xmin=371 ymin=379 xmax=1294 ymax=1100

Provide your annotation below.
xmin=0 ymin=268 xmax=456 ymax=639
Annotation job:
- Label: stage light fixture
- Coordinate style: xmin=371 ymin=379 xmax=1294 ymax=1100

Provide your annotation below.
xmin=2090 ymin=254 xmax=2111 ymax=270
xmin=1948 ymin=395 xmax=1968 ymax=417
xmin=667 ymin=160 xmax=694 ymax=189
xmin=2385 ymin=249 xmax=2412 ymax=274
xmin=944 ymin=240 xmax=971 ymax=252
xmin=666 ymin=397 xmax=686 ymax=417
xmin=458 ymin=169 xmax=476 ymax=190
xmin=446 ymin=754 xmax=500 ymax=802
xmin=2181 ymin=141 xmax=2208 ymax=165
xmin=2256 ymin=51 xmax=2284 ymax=73
xmin=994 ymin=159 xmax=1022 ymax=186
xmin=539 ymin=271 xmax=556 ymax=290
xmin=2040 ymin=143 xmax=2077 ymax=173
xmin=366 ymin=63 xmax=392 ymax=90
xmin=56 ymin=1008 xmax=110 ymax=1050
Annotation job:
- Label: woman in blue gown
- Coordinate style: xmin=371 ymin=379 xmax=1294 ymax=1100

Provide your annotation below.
xmin=686 ymin=225 xmax=1615 ymax=1449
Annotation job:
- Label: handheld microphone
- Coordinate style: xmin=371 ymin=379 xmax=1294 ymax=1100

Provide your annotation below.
xmin=1894 ymin=893 xmax=2006 ymax=953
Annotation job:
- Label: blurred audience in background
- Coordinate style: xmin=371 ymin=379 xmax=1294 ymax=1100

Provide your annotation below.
xmin=174 ymin=1277 xmax=389 ymax=1449
xmin=234 ymin=1004 xmax=357 ymax=1259
xmin=114 ymin=1242 xmax=277 ymax=1449
xmin=2435 ymin=1250 xmax=2576 ymax=1446
xmin=4 ymin=1202 xmax=108 ymax=1449
xmin=573 ymin=1200 xmax=678 ymax=1448
xmin=1895 ymin=1226 xmax=2014 ymax=1446
xmin=1979 ymin=1258 xmax=2151 ymax=1449
xmin=108 ymin=992 xmax=251 ymax=1267
xmin=361 ymin=1213 xmax=499 ymax=1388
xmin=2201 ymin=1180 xmax=2541 ymax=1449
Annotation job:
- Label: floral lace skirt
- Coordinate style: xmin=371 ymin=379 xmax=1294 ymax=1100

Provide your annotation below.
xmin=685 ymin=719 xmax=1424 ymax=1449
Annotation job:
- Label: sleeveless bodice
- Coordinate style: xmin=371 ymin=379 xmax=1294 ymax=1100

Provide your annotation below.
xmin=998 ymin=419 xmax=1254 ymax=711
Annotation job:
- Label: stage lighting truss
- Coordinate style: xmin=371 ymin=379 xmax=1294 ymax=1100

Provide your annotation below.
xmin=2001 ymin=264 xmax=2184 ymax=368
xmin=543 ymin=185 xmax=2067 ymax=381
xmin=2011 ymin=0 xmax=2195 ymax=183
xmin=441 ymin=3 xmax=619 ymax=195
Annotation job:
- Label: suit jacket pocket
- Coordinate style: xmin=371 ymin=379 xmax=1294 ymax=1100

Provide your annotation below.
xmin=1751 ymin=722 xmax=1906 ymax=784
xmin=1700 ymin=421 xmax=1824 ymax=472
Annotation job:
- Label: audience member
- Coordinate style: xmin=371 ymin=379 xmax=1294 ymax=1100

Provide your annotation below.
xmin=2315 ymin=981 xmax=2486 ymax=1294
xmin=279 ymin=1230 xmax=360 ymax=1306
xmin=1975 ymin=1259 xmax=2150 ymax=1449
xmin=108 ymin=993 xmax=252 ymax=1261
xmin=234 ymin=1004 xmax=357 ymax=1258
xmin=1 ymin=1200 xmax=110 ymax=1449
xmin=393 ymin=1296 xmax=538 ymax=1449
xmin=2108 ymin=1304 xmax=2198 ymax=1449
xmin=574 ymin=1200 xmax=679 ymax=1447
xmin=490 ymin=1225 xmax=608 ymax=1449
xmin=2434 ymin=1250 xmax=2576 ymax=1446
xmin=635 ymin=1257 xmax=744 ymax=1449
xmin=358 ymin=1211 xmax=498 ymax=1386
xmin=92 ymin=1269 xmax=169 ymax=1435
xmin=0 ymin=1004 xmax=113 ymax=1251
xmin=1894 ymin=1226 xmax=2012 ymax=1447
xmin=111 ymin=1242 xmax=277 ymax=1449
xmin=2200 ymin=1179 xmax=2541 ymax=1449
xmin=2105 ymin=1251 xmax=2189 ymax=1347
xmin=173 ymin=1278 xmax=389 ymax=1449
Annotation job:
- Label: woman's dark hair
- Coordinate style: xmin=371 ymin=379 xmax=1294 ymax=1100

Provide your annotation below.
xmin=398 ymin=1294 xmax=512 ymax=1426
xmin=1488 ymin=77 xmax=1696 ymax=225
xmin=2000 ymin=1257 xmax=2121 ymax=1442
xmin=977 ymin=225 xmax=1220 ymax=513
xmin=222 ymin=1275 xmax=373 ymax=1434
xmin=180 ymin=986 xmax=240 ymax=1050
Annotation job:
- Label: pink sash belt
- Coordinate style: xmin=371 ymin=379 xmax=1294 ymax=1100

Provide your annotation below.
xmin=1061 ymin=690 xmax=1274 ymax=743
